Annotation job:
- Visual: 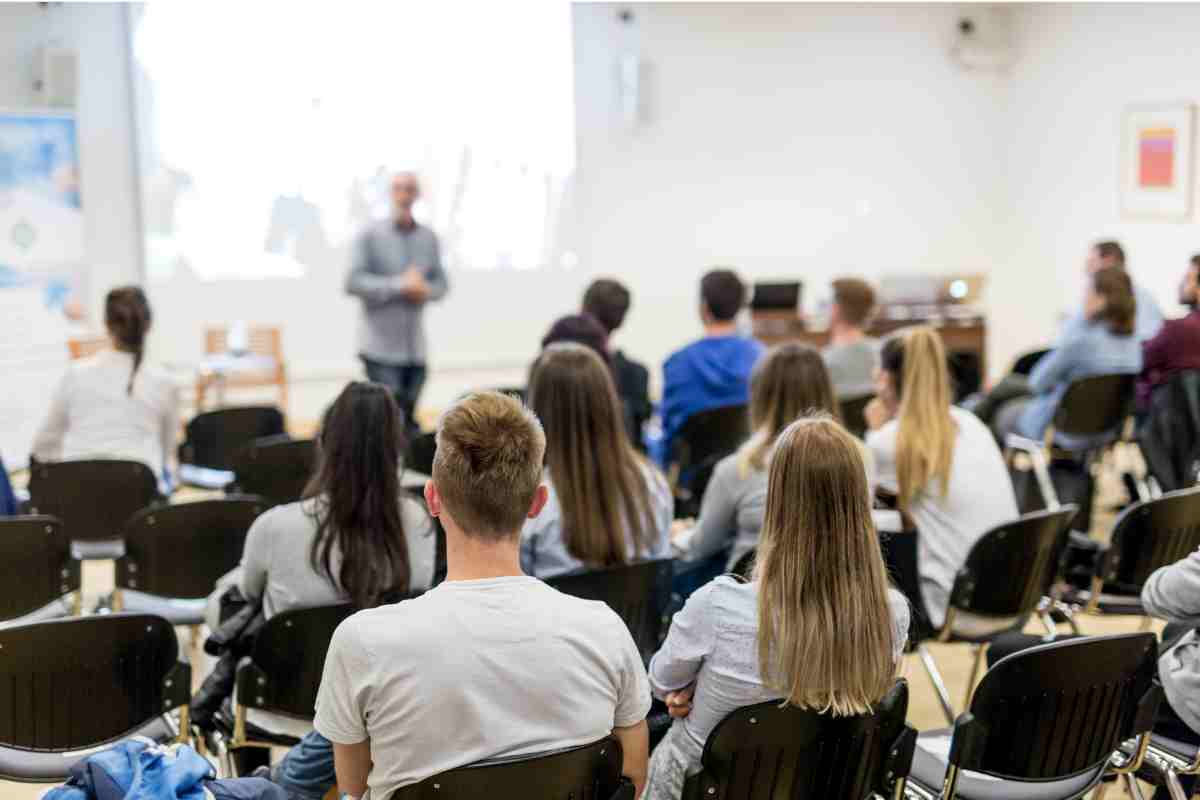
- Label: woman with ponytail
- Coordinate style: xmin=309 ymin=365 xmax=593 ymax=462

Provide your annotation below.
xmin=32 ymin=286 xmax=180 ymax=481
xmin=642 ymin=416 xmax=909 ymax=800
xmin=864 ymin=325 xmax=1017 ymax=628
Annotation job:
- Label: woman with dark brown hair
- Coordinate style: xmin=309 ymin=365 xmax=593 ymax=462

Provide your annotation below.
xmin=993 ymin=265 xmax=1142 ymax=447
xmin=32 ymin=286 xmax=179 ymax=481
xmin=523 ymin=342 xmax=672 ymax=577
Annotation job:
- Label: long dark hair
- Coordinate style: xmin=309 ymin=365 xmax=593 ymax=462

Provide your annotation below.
xmin=105 ymin=286 xmax=152 ymax=394
xmin=304 ymin=382 xmax=411 ymax=609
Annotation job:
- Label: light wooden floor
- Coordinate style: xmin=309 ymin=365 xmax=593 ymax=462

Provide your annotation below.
xmin=1 ymin=448 xmax=1170 ymax=798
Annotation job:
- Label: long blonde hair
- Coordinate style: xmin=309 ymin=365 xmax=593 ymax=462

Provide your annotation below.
xmin=528 ymin=343 xmax=656 ymax=567
xmin=755 ymin=416 xmax=898 ymax=715
xmin=879 ymin=326 xmax=957 ymax=510
xmin=738 ymin=343 xmax=839 ymax=477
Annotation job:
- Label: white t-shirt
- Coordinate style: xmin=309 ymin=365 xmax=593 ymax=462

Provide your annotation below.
xmin=866 ymin=406 xmax=1018 ymax=628
xmin=314 ymin=575 xmax=652 ymax=799
xmin=31 ymin=349 xmax=179 ymax=479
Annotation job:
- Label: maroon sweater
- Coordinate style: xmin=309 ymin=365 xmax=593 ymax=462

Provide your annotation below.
xmin=1139 ymin=309 xmax=1200 ymax=408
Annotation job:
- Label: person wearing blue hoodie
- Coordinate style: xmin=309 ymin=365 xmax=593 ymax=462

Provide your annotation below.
xmin=657 ymin=268 xmax=764 ymax=468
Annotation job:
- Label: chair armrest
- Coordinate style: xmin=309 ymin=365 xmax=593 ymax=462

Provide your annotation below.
xmin=608 ymin=777 xmax=636 ymax=800
xmin=1004 ymin=433 xmax=1043 ymax=453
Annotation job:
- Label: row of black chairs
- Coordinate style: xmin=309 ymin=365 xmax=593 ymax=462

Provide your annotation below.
xmin=0 ymin=608 xmax=1179 ymax=800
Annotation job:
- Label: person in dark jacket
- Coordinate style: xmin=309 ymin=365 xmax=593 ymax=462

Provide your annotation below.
xmin=1139 ymin=254 xmax=1200 ymax=410
xmin=583 ymin=278 xmax=653 ymax=450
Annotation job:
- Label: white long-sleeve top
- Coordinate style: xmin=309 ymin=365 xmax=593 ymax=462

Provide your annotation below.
xmin=31 ymin=349 xmax=180 ymax=479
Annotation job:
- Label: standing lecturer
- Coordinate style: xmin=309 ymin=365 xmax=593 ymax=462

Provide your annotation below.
xmin=345 ymin=172 xmax=449 ymax=430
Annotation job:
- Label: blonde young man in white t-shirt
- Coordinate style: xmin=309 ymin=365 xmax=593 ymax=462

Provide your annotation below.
xmin=313 ymin=391 xmax=651 ymax=800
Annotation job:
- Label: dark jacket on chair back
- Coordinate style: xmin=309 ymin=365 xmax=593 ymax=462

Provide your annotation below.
xmin=1139 ymin=370 xmax=1200 ymax=492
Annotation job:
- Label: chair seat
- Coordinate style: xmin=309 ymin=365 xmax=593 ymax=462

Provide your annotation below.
xmin=944 ymin=612 xmax=1026 ymax=642
xmin=70 ymin=539 xmax=126 ymax=561
xmin=212 ymin=701 xmax=307 ymax=748
xmin=118 ymin=590 xmax=206 ymax=626
xmin=1152 ymin=734 xmax=1200 ymax=762
xmin=910 ymin=729 xmax=1104 ymax=800
xmin=0 ymin=716 xmax=174 ymax=783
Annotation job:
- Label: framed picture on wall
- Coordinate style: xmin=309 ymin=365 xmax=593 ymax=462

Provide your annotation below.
xmin=1121 ymin=104 xmax=1195 ymax=221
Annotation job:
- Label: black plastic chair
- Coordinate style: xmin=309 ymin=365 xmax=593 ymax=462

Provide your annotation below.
xmin=1067 ymin=486 xmax=1200 ymax=621
xmin=27 ymin=458 xmax=162 ymax=560
xmin=839 ymin=393 xmax=874 ymax=439
xmin=0 ymin=515 xmax=79 ymax=625
xmin=113 ymin=497 xmax=268 ymax=626
xmin=547 ymin=559 xmax=673 ymax=661
xmin=910 ymin=506 xmax=1079 ymax=726
xmin=730 ymin=547 xmax=756 ymax=581
xmin=1136 ymin=732 xmax=1200 ymax=800
xmin=229 ymin=435 xmax=315 ymax=507
xmin=905 ymin=633 xmax=1161 ymax=800
xmin=1011 ymin=348 xmax=1052 ymax=377
xmin=1005 ymin=373 xmax=1136 ymax=524
xmin=405 ymin=431 xmax=438 ymax=477
xmin=673 ymin=404 xmax=750 ymax=517
xmin=0 ymin=614 xmax=191 ymax=782
xmin=681 ymin=679 xmax=916 ymax=800
xmin=389 ymin=737 xmax=631 ymax=800
xmin=178 ymin=405 xmax=286 ymax=472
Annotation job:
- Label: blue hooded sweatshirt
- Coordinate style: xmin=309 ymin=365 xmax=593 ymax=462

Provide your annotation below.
xmin=657 ymin=334 xmax=764 ymax=466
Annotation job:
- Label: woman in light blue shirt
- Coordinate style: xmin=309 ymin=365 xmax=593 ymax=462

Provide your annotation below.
xmin=522 ymin=343 xmax=672 ymax=578
xmin=995 ymin=266 xmax=1142 ymax=447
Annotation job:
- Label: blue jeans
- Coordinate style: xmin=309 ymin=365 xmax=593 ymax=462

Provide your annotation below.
xmin=271 ymin=731 xmax=336 ymax=800
xmin=361 ymin=358 xmax=426 ymax=432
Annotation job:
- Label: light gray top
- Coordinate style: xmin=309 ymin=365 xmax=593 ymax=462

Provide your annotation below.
xmin=238 ymin=495 xmax=437 ymax=620
xmin=315 ymin=576 xmax=651 ymax=798
xmin=866 ymin=407 xmax=1018 ymax=627
xmin=1142 ymin=544 xmax=1200 ymax=734
xmin=520 ymin=462 xmax=674 ymax=578
xmin=822 ymin=337 xmax=880 ymax=399
xmin=648 ymin=576 xmax=910 ymax=749
xmin=345 ymin=220 xmax=449 ymax=365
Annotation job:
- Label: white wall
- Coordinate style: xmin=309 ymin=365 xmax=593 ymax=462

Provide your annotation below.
xmin=571 ymin=3 xmax=1011 ymax=374
xmin=996 ymin=3 xmax=1200 ymax=368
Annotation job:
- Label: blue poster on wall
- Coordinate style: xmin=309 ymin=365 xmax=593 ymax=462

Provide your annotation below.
xmin=0 ymin=110 xmax=84 ymax=315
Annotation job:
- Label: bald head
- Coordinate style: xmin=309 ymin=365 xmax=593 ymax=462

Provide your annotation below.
xmin=392 ymin=172 xmax=421 ymax=219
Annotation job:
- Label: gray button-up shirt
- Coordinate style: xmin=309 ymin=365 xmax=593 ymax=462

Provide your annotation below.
xmin=345 ymin=220 xmax=449 ymax=364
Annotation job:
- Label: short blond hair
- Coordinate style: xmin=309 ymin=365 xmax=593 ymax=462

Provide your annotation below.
xmin=433 ymin=392 xmax=546 ymax=540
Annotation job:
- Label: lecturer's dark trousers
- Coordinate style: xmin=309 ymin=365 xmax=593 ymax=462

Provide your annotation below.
xmin=361 ymin=358 xmax=426 ymax=432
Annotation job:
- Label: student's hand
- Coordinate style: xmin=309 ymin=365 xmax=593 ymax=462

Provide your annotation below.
xmin=670 ymin=518 xmax=695 ymax=543
xmin=665 ymin=685 xmax=695 ymax=719
xmin=864 ymin=397 xmax=893 ymax=431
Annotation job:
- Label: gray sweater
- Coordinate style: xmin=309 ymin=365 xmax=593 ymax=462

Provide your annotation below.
xmin=1142 ymin=546 xmax=1200 ymax=734
xmin=345 ymin=220 xmax=449 ymax=364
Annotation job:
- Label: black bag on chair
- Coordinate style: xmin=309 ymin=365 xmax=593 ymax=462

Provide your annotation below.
xmin=191 ymin=586 xmax=266 ymax=733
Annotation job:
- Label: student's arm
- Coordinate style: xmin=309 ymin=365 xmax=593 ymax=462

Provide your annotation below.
xmin=237 ymin=510 xmax=274 ymax=602
xmin=424 ymin=236 xmax=449 ymax=302
xmin=1026 ymin=337 xmax=1077 ymax=395
xmin=612 ymin=720 xmax=648 ymax=799
xmin=160 ymin=382 xmax=181 ymax=480
xmin=344 ymin=231 xmax=398 ymax=304
xmin=684 ymin=457 xmax=741 ymax=562
xmin=1142 ymin=547 xmax=1200 ymax=623
xmin=332 ymin=740 xmax=372 ymax=799
xmin=30 ymin=371 xmax=71 ymax=462
xmin=648 ymin=582 xmax=715 ymax=695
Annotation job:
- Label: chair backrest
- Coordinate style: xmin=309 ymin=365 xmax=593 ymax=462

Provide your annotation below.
xmin=66 ymin=336 xmax=108 ymax=360
xmin=179 ymin=406 xmax=286 ymax=471
xmin=205 ymin=325 xmax=284 ymax=361
xmin=1105 ymin=485 xmax=1200 ymax=593
xmin=231 ymin=435 xmax=315 ymax=506
xmin=0 ymin=614 xmax=189 ymax=752
xmin=952 ymin=633 xmax=1159 ymax=783
xmin=1052 ymin=373 xmax=1135 ymax=438
xmin=683 ymin=680 xmax=916 ymax=800
xmin=27 ymin=459 xmax=159 ymax=542
xmin=1011 ymin=348 xmax=1051 ymax=377
xmin=388 ymin=737 xmax=626 ymax=800
xmin=731 ymin=548 xmax=756 ymax=581
xmin=405 ymin=431 xmax=438 ymax=477
xmin=0 ymin=516 xmax=77 ymax=622
xmin=838 ymin=393 xmax=874 ymax=439
xmin=546 ymin=559 xmax=673 ymax=660
xmin=676 ymin=404 xmax=750 ymax=473
xmin=237 ymin=603 xmax=360 ymax=718
xmin=117 ymin=497 xmax=267 ymax=599
xmin=949 ymin=506 xmax=1078 ymax=620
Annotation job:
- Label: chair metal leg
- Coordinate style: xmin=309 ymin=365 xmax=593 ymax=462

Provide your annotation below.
xmin=962 ymin=644 xmax=987 ymax=711
xmin=1123 ymin=772 xmax=1148 ymax=800
xmin=1040 ymin=611 xmax=1058 ymax=638
xmin=1164 ymin=769 xmax=1190 ymax=800
xmin=1028 ymin=445 xmax=1061 ymax=510
xmin=918 ymin=644 xmax=956 ymax=726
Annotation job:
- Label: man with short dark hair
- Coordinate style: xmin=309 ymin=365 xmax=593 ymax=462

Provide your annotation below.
xmin=823 ymin=278 xmax=879 ymax=398
xmin=657 ymin=268 xmax=764 ymax=467
xmin=1138 ymin=254 xmax=1200 ymax=408
xmin=583 ymin=278 xmax=651 ymax=449
xmin=1063 ymin=239 xmax=1163 ymax=341
xmin=313 ymin=392 xmax=650 ymax=800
